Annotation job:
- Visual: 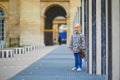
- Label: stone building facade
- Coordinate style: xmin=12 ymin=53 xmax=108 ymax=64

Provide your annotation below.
xmin=0 ymin=0 xmax=80 ymax=47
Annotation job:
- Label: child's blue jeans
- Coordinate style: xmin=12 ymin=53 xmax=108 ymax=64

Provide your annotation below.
xmin=74 ymin=53 xmax=82 ymax=68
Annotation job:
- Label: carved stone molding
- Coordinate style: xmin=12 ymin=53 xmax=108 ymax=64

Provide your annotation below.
xmin=0 ymin=0 xmax=8 ymax=2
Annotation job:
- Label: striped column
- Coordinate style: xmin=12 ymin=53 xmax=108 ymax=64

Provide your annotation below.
xmin=106 ymin=0 xmax=120 ymax=80
xmin=88 ymin=0 xmax=92 ymax=74
xmin=81 ymin=0 xmax=107 ymax=75
xmin=96 ymin=0 xmax=101 ymax=75
xmin=88 ymin=0 xmax=106 ymax=75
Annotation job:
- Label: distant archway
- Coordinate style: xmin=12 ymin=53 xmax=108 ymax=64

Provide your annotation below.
xmin=44 ymin=5 xmax=67 ymax=45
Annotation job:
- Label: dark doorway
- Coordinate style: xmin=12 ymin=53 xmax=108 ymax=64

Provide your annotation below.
xmin=44 ymin=5 xmax=66 ymax=45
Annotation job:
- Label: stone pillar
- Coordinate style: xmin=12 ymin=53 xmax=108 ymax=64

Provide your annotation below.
xmin=53 ymin=23 xmax=58 ymax=44
xmin=106 ymin=0 xmax=108 ymax=79
xmin=9 ymin=0 xmax=20 ymax=47
xmin=9 ymin=0 xmax=16 ymax=38
xmin=20 ymin=0 xmax=42 ymax=46
xmin=106 ymin=0 xmax=120 ymax=80
xmin=96 ymin=0 xmax=101 ymax=75
xmin=81 ymin=0 xmax=84 ymax=34
xmin=111 ymin=0 xmax=120 ymax=80
xmin=66 ymin=15 xmax=70 ymax=46
xmin=88 ymin=0 xmax=106 ymax=75
xmin=40 ymin=15 xmax=46 ymax=46
xmin=88 ymin=0 xmax=92 ymax=74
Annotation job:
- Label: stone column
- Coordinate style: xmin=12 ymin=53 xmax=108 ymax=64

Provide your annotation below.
xmin=96 ymin=0 xmax=101 ymax=75
xmin=106 ymin=0 xmax=120 ymax=80
xmin=106 ymin=0 xmax=108 ymax=79
xmin=53 ymin=23 xmax=58 ymax=44
xmin=88 ymin=0 xmax=103 ymax=74
xmin=81 ymin=0 xmax=84 ymax=34
xmin=111 ymin=0 xmax=120 ymax=80
xmin=40 ymin=15 xmax=46 ymax=46
xmin=66 ymin=15 xmax=70 ymax=46
xmin=88 ymin=0 xmax=92 ymax=74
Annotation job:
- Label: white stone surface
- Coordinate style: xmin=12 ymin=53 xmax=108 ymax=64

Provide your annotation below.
xmin=112 ymin=0 xmax=120 ymax=80
xmin=96 ymin=0 xmax=101 ymax=75
xmin=88 ymin=0 xmax=92 ymax=74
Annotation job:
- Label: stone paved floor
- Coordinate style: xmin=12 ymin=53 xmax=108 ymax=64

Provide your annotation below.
xmin=8 ymin=45 xmax=106 ymax=80
xmin=0 ymin=46 xmax=57 ymax=80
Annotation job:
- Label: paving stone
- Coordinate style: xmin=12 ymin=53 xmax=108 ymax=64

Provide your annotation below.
xmin=9 ymin=45 xmax=105 ymax=80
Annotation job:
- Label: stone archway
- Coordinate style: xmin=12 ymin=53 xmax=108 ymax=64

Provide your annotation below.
xmin=40 ymin=3 xmax=70 ymax=46
xmin=53 ymin=17 xmax=67 ymax=45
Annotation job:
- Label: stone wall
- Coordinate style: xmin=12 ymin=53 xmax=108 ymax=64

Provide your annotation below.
xmin=20 ymin=0 xmax=41 ymax=46
xmin=69 ymin=0 xmax=80 ymax=34
xmin=0 ymin=0 xmax=81 ymax=46
xmin=8 ymin=0 xmax=20 ymax=47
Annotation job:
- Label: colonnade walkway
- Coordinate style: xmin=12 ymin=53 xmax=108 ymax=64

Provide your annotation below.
xmin=2 ymin=45 xmax=105 ymax=80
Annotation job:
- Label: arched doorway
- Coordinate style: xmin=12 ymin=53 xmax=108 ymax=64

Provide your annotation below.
xmin=0 ymin=8 xmax=6 ymax=48
xmin=53 ymin=17 xmax=67 ymax=45
xmin=44 ymin=5 xmax=67 ymax=45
